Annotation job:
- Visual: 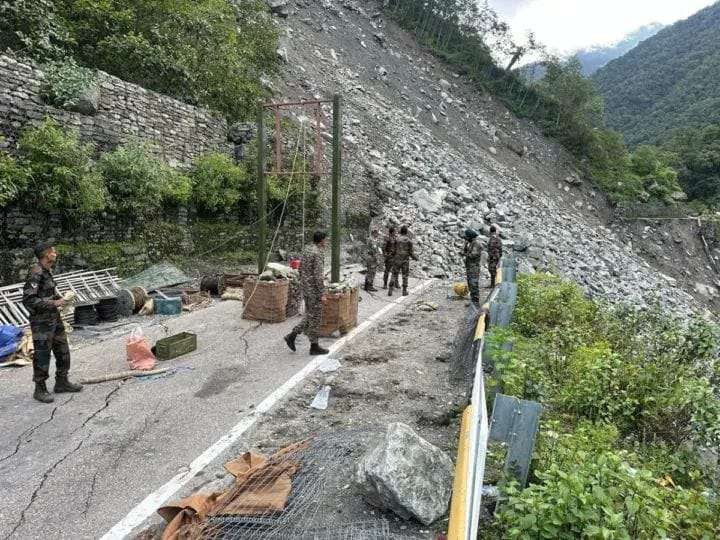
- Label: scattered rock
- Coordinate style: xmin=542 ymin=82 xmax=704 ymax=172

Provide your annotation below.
xmin=354 ymin=423 xmax=453 ymax=525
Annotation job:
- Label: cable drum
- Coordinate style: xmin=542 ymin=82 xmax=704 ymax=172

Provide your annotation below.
xmin=116 ymin=289 xmax=135 ymax=317
xmin=130 ymin=287 xmax=148 ymax=313
xmin=200 ymin=275 xmax=221 ymax=296
xmin=74 ymin=303 xmax=99 ymax=326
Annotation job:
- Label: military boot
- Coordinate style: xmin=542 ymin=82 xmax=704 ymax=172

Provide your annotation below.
xmin=54 ymin=375 xmax=83 ymax=393
xmin=309 ymin=343 xmax=329 ymax=356
xmin=284 ymin=332 xmax=298 ymax=352
xmin=402 ymin=287 xmax=409 ymax=296
xmin=388 ymin=284 xmax=394 ymax=297
xmin=367 ymin=283 xmax=378 ymax=292
xmin=382 ymin=277 xmax=388 ymax=289
xmin=33 ymin=381 xmax=54 ymax=403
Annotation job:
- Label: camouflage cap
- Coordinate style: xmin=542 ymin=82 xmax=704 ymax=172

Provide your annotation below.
xmin=33 ymin=241 xmax=55 ymax=259
xmin=464 ymin=228 xmax=478 ymax=239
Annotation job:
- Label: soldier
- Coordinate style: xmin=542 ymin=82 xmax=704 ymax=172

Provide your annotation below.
xmin=488 ymin=225 xmax=503 ymax=288
xmin=22 ymin=242 xmax=83 ymax=403
xmin=388 ymin=225 xmax=418 ymax=297
xmin=382 ymin=226 xmax=398 ymax=289
xmin=463 ymin=229 xmax=482 ymax=304
xmin=364 ymin=229 xmax=381 ymax=292
xmin=284 ymin=230 xmax=329 ymax=356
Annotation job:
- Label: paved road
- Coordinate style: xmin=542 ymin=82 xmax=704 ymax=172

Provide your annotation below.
xmin=0 ymin=279 xmax=428 ymax=540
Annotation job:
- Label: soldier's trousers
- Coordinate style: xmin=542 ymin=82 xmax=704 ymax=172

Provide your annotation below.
xmin=466 ymin=270 xmax=480 ymax=304
xmin=293 ymin=293 xmax=323 ymax=344
xmin=383 ymin=260 xmax=397 ymax=287
xmin=391 ymin=261 xmax=410 ymax=290
xmin=365 ymin=262 xmax=377 ymax=287
xmin=488 ymin=260 xmax=499 ymax=288
xmin=30 ymin=318 xmax=71 ymax=383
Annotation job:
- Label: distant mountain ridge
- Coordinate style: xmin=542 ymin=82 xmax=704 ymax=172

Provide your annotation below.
xmin=593 ymin=2 xmax=720 ymax=146
xmin=576 ymin=23 xmax=664 ymax=75
xmin=520 ymin=23 xmax=664 ymax=80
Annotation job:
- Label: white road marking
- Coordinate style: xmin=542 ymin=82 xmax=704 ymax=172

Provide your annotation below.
xmin=100 ymin=279 xmax=435 ymax=539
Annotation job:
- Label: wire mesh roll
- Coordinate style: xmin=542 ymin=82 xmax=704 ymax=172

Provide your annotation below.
xmin=74 ymin=303 xmax=99 ymax=326
xmin=130 ymin=287 xmax=148 ymax=313
xmin=97 ymin=296 xmax=119 ymax=322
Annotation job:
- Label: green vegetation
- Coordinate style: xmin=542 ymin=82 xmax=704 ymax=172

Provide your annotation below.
xmin=55 ymin=241 xmax=148 ymax=277
xmin=40 ymin=58 xmax=97 ymax=110
xmin=190 ymin=153 xmax=253 ymax=214
xmin=1 ymin=0 xmax=278 ymax=120
xmin=666 ymin=125 xmax=720 ymax=203
xmin=98 ymin=143 xmax=191 ymax=218
xmin=484 ymin=274 xmax=720 ymax=538
xmin=0 ymin=152 xmax=29 ymax=207
xmin=17 ymin=119 xmax=107 ymax=216
xmin=593 ymin=3 xmax=720 ymax=147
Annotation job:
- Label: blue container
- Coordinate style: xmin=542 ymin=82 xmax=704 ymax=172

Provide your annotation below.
xmin=154 ymin=297 xmax=182 ymax=315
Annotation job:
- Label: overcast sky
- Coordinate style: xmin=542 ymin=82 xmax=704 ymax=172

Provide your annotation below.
xmin=487 ymin=0 xmax=718 ymax=54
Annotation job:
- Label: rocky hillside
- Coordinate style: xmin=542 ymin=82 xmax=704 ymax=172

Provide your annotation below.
xmin=269 ymin=0 xmax=715 ymax=318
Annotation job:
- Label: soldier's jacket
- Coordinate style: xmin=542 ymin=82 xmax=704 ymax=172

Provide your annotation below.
xmin=22 ymin=265 xmax=61 ymax=322
xmin=488 ymin=235 xmax=503 ymax=264
xmin=383 ymin=235 xmax=397 ymax=259
xmin=300 ymin=244 xmax=325 ymax=298
xmin=393 ymin=234 xmax=417 ymax=265
xmin=463 ymin=238 xmax=482 ymax=273
xmin=366 ymin=237 xmax=382 ymax=266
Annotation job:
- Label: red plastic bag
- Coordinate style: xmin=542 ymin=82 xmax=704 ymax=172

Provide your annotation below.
xmin=126 ymin=327 xmax=156 ymax=370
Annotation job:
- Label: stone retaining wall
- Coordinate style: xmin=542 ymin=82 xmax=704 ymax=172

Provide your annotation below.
xmin=0 ymin=54 xmax=232 ymax=167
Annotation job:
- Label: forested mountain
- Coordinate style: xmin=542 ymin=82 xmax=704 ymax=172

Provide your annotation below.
xmin=594 ymin=2 xmax=720 ymax=147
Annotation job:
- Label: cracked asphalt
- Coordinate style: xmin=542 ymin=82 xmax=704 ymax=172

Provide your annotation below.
xmin=0 ymin=278 xmax=426 ymax=539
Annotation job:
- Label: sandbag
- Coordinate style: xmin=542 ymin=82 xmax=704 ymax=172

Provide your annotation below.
xmin=126 ymin=327 xmax=157 ymax=370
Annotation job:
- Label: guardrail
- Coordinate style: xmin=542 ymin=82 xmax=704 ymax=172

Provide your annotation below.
xmin=447 ymin=260 xmax=514 ymax=539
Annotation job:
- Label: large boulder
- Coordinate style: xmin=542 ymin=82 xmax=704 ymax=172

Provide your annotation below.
xmin=412 ymin=188 xmax=446 ymax=214
xmin=354 ymin=423 xmax=453 ymax=525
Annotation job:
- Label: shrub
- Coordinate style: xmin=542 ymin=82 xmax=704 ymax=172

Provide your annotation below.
xmin=191 ymin=153 xmax=252 ymax=214
xmin=98 ymin=143 xmax=190 ymax=218
xmin=496 ymin=273 xmax=720 ymax=449
xmin=0 ymin=0 xmax=71 ymax=62
xmin=58 ymin=0 xmax=278 ymax=120
xmin=18 ymin=119 xmax=106 ymax=215
xmin=0 ymin=152 xmax=29 ymax=208
xmin=498 ymin=429 xmax=720 ymax=539
xmin=40 ymin=58 xmax=97 ymax=110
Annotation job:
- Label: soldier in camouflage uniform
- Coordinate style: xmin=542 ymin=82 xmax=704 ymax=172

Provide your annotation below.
xmin=488 ymin=225 xmax=503 ymax=288
xmin=388 ymin=225 xmax=418 ymax=297
xmin=364 ymin=229 xmax=381 ymax=292
xmin=284 ymin=231 xmax=329 ymax=356
xmin=382 ymin=226 xmax=398 ymax=289
xmin=463 ymin=229 xmax=482 ymax=304
xmin=22 ymin=242 xmax=83 ymax=403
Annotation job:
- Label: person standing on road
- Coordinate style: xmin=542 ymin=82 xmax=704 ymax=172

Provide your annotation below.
xmin=462 ymin=229 xmax=482 ymax=304
xmin=488 ymin=225 xmax=503 ymax=288
xmin=382 ymin=226 xmax=398 ymax=289
xmin=284 ymin=231 xmax=329 ymax=356
xmin=364 ymin=229 xmax=381 ymax=292
xmin=22 ymin=242 xmax=83 ymax=403
xmin=389 ymin=225 xmax=418 ymax=297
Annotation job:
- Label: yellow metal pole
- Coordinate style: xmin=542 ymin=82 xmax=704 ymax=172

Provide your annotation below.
xmin=447 ymin=406 xmax=473 ymax=540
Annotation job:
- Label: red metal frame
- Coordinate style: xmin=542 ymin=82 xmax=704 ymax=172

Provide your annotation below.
xmin=262 ymin=99 xmax=332 ymax=177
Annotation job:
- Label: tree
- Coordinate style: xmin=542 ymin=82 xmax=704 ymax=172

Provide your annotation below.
xmin=0 ymin=0 xmax=72 ymax=61
xmin=667 ymin=125 xmax=720 ymax=201
xmin=535 ymin=58 xmax=604 ymax=156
